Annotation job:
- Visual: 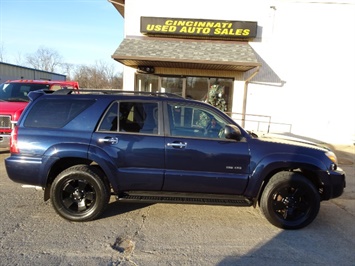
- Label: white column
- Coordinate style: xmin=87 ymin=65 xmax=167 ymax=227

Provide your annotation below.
xmin=122 ymin=66 xmax=135 ymax=91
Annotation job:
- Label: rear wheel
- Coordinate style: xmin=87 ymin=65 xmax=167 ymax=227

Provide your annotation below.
xmin=260 ymin=172 xmax=320 ymax=229
xmin=50 ymin=165 xmax=110 ymax=221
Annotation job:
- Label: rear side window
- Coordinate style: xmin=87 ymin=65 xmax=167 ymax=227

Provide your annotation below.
xmin=24 ymin=99 xmax=95 ymax=128
xmin=98 ymin=101 xmax=159 ymax=134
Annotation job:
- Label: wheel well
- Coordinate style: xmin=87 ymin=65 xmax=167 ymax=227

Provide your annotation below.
xmin=44 ymin=157 xmax=109 ymax=201
xmin=256 ymin=167 xmax=323 ymax=206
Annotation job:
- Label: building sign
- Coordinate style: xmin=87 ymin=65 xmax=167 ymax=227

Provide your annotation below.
xmin=141 ymin=17 xmax=257 ymax=40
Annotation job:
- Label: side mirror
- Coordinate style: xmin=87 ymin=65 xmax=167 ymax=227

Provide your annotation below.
xmin=224 ymin=124 xmax=243 ymax=141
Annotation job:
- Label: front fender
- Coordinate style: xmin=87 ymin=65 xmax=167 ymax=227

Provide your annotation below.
xmin=244 ymin=153 xmax=327 ymax=198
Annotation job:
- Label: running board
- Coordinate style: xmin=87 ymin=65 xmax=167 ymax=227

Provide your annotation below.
xmin=117 ymin=191 xmax=253 ymax=206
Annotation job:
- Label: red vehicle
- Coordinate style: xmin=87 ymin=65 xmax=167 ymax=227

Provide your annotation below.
xmin=0 ymin=80 xmax=79 ymax=149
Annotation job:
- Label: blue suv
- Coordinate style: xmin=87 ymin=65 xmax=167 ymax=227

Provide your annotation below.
xmin=5 ymin=89 xmax=346 ymax=229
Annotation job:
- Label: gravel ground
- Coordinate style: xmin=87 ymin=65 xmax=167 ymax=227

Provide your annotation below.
xmin=0 ymin=144 xmax=354 ymax=266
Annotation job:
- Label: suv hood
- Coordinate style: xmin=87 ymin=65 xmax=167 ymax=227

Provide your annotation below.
xmin=257 ymin=132 xmax=330 ymax=152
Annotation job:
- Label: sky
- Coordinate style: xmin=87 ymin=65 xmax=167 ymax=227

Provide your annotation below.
xmin=0 ymin=0 xmax=124 ymax=73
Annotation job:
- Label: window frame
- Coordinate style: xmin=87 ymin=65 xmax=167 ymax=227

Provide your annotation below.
xmin=23 ymin=98 xmax=95 ymax=129
xmin=97 ymin=100 xmax=162 ymax=136
xmin=164 ymin=101 xmax=229 ymax=139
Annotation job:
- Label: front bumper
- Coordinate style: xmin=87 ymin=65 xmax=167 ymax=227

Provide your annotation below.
xmin=320 ymin=167 xmax=346 ymax=200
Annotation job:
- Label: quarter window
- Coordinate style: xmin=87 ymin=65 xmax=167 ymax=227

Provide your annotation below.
xmin=24 ymin=99 xmax=95 ymax=128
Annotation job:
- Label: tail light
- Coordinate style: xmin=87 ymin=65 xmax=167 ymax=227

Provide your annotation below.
xmin=10 ymin=126 xmax=19 ymax=154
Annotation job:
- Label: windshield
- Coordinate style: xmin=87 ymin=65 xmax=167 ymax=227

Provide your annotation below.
xmin=0 ymin=82 xmax=50 ymax=102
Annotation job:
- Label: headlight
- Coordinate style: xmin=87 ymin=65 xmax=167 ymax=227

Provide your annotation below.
xmin=325 ymin=151 xmax=338 ymax=170
xmin=325 ymin=151 xmax=338 ymax=164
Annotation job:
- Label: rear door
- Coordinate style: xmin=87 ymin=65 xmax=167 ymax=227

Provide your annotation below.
xmin=163 ymin=101 xmax=250 ymax=195
xmin=91 ymin=100 xmax=165 ymax=191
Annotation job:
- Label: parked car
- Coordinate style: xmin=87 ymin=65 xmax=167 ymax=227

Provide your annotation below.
xmin=0 ymin=80 xmax=79 ymax=149
xmin=5 ymin=89 xmax=346 ymax=229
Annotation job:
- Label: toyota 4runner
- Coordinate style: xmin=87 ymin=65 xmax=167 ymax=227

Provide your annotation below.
xmin=5 ymin=89 xmax=346 ymax=229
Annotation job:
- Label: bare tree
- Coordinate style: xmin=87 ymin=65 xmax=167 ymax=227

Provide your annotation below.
xmin=73 ymin=60 xmax=122 ymax=89
xmin=60 ymin=62 xmax=75 ymax=81
xmin=25 ymin=46 xmax=63 ymax=72
xmin=1 ymin=44 xmax=123 ymax=88
xmin=14 ymin=51 xmax=25 ymax=66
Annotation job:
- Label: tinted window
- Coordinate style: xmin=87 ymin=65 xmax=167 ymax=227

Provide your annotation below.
xmin=98 ymin=101 xmax=159 ymax=134
xmin=167 ymin=102 xmax=227 ymax=139
xmin=24 ymin=99 xmax=95 ymax=128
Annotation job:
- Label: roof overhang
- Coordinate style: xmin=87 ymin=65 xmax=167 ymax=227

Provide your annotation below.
xmin=112 ymin=37 xmax=261 ymax=76
xmin=108 ymin=0 xmax=125 ymax=17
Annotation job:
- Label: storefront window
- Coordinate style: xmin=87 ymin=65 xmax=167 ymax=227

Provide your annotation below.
xmin=135 ymin=74 xmax=159 ymax=92
xmin=161 ymin=77 xmax=183 ymax=96
xmin=208 ymin=78 xmax=233 ymax=113
xmin=135 ymin=74 xmax=233 ymax=113
xmin=186 ymin=77 xmax=208 ymax=101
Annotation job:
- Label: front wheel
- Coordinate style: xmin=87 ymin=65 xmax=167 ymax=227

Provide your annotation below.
xmin=50 ymin=165 xmax=110 ymax=222
xmin=260 ymin=172 xmax=320 ymax=229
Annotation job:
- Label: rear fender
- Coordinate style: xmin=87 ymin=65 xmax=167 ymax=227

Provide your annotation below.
xmin=87 ymin=146 xmax=120 ymax=192
xmin=42 ymin=143 xmax=91 ymax=184
xmin=42 ymin=143 xmax=91 ymax=200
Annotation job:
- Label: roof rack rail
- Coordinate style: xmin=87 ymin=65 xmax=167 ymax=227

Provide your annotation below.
xmin=52 ymin=88 xmax=77 ymax=95
xmin=52 ymin=88 xmax=184 ymax=98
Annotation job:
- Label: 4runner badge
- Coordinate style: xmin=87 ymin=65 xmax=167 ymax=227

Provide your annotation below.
xmin=226 ymin=166 xmax=242 ymax=170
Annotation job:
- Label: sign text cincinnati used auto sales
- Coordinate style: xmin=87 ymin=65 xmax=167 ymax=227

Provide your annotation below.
xmin=141 ymin=17 xmax=257 ymax=39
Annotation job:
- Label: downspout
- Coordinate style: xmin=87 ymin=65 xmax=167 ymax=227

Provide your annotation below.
xmin=241 ymin=66 xmax=260 ymax=128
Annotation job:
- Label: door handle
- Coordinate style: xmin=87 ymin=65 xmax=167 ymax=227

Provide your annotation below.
xmin=167 ymin=142 xmax=187 ymax=149
xmin=98 ymin=137 xmax=118 ymax=144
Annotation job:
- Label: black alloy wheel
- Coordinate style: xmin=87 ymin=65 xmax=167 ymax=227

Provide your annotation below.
xmin=260 ymin=172 xmax=320 ymax=229
xmin=50 ymin=165 xmax=110 ymax=221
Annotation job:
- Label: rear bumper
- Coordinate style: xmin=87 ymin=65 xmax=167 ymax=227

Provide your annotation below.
xmin=5 ymin=155 xmax=43 ymax=186
xmin=320 ymin=168 xmax=346 ymax=200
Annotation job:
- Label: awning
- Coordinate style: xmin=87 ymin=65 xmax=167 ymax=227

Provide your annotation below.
xmin=108 ymin=0 xmax=125 ymax=17
xmin=112 ymin=37 xmax=261 ymax=73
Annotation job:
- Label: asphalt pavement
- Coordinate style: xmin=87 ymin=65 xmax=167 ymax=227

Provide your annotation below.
xmin=0 ymin=143 xmax=354 ymax=265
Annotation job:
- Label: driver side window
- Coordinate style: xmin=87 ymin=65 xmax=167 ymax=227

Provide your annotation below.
xmin=167 ymin=102 xmax=226 ymax=139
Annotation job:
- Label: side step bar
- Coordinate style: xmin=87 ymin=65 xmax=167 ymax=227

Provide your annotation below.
xmin=117 ymin=191 xmax=253 ymax=206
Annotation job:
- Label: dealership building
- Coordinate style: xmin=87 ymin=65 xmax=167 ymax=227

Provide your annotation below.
xmin=109 ymin=0 xmax=355 ymax=145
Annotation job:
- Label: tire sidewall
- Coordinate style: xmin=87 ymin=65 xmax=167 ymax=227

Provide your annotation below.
xmin=261 ymin=172 xmax=320 ymax=229
xmin=50 ymin=165 xmax=109 ymax=222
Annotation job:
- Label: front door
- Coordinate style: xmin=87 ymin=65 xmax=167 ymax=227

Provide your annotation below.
xmin=163 ymin=101 xmax=250 ymax=195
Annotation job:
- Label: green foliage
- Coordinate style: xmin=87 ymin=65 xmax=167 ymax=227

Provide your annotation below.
xmin=195 ymin=111 xmax=210 ymax=128
xmin=207 ymin=84 xmax=227 ymax=112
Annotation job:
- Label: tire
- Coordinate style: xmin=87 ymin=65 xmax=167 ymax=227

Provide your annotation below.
xmin=50 ymin=165 xmax=110 ymax=222
xmin=260 ymin=172 xmax=320 ymax=229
